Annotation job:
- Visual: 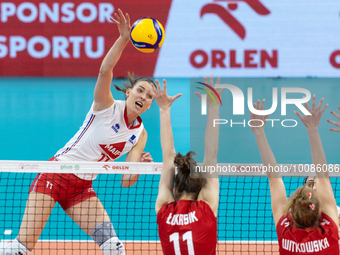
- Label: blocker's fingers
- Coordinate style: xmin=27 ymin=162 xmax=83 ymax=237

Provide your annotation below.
xmin=218 ymin=88 xmax=224 ymax=96
xmin=195 ymin=92 xmax=202 ymax=99
xmin=260 ymin=99 xmax=265 ymax=110
xmin=217 ymin=77 xmax=221 ymax=85
xmin=327 ymin=119 xmax=340 ymax=127
xmin=204 ymin=76 xmax=208 ymax=86
xmin=163 ymin=79 xmax=167 ymax=93
xmin=331 ymin=110 xmax=340 ymax=121
xmin=294 ymin=111 xmax=304 ymax=122
xmin=320 ymin=103 xmax=328 ymax=115
xmin=316 ymin=98 xmax=324 ymax=111
xmin=311 ymin=94 xmax=316 ymax=110
xmin=172 ymin=94 xmax=182 ymax=101
xmin=303 ymin=102 xmax=312 ymax=113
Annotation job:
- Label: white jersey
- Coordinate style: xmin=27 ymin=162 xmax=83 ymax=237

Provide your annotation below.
xmin=53 ymin=100 xmax=144 ymax=180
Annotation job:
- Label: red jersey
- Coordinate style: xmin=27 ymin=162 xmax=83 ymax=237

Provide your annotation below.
xmin=276 ymin=213 xmax=339 ymax=254
xmin=157 ymin=200 xmax=217 ymax=255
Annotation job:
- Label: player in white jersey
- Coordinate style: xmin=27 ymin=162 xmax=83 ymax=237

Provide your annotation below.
xmin=0 ymin=9 xmax=156 ymax=255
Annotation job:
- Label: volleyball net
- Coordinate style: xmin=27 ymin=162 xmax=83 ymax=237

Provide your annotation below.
xmin=1 ymin=161 xmax=340 ymax=255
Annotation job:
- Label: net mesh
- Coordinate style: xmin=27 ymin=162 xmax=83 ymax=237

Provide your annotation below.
xmin=0 ymin=161 xmax=339 ymax=255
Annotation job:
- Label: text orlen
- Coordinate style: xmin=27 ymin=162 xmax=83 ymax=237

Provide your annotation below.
xmin=166 ymin=212 xmax=198 ymax=226
xmin=190 ymin=49 xmax=278 ymax=69
xmin=282 ymin=238 xmax=330 ymax=253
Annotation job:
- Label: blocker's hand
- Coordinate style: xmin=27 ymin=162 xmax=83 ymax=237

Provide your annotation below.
xmin=194 ymin=75 xmax=223 ymax=108
xmin=295 ymin=95 xmax=327 ymax=131
xmin=327 ymin=106 xmax=340 ymax=132
xmin=154 ymin=79 xmax=182 ymax=111
xmin=250 ymin=99 xmax=269 ymax=136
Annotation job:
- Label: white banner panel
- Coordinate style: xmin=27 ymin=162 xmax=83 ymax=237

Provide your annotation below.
xmin=155 ymin=0 xmax=340 ymax=77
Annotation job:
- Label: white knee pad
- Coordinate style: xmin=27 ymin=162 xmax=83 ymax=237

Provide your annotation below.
xmin=100 ymin=237 xmax=125 ymax=255
xmin=0 ymin=238 xmax=31 ymax=255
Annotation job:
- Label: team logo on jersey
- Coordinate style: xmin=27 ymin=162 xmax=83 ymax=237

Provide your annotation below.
xmin=129 ymin=135 xmax=136 ymax=145
xmin=111 ymin=123 xmax=120 ymax=133
xmin=99 ymin=142 xmax=126 ymax=160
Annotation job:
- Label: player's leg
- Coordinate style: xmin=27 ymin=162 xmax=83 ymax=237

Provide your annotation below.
xmin=0 ymin=191 xmax=55 ymax=255
xmin=65 ymin=197 xmax=125 ymax=255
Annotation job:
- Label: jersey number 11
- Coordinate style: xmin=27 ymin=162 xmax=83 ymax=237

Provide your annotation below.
xmin=170 ymin=231 xmax=195 ymax=255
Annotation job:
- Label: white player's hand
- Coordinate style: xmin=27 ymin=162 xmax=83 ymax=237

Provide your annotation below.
xmin=138 ymin=152 xmax=153 ymax=162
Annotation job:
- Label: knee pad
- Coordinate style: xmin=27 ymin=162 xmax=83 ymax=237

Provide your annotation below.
xmin=0 ymin=238 xmax=31 ymax=255
xmin=91 ymin=221 xmax=117 ymax=247
xmin=91 ymin=221 xmax=125 ymax=255
xmin=100 ymin=237 xmax=125 ymax=255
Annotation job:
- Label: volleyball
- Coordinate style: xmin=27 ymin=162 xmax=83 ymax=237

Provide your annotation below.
xmin=130 ymin=17 xmax=165 ymax=53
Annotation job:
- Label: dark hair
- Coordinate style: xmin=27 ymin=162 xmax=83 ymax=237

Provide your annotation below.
xmin=284 ymin=187 xmax=320 ymax=229
xmin=173 ymin=151 xmax=206 ymax=200
xmin=113 ymin=72 xmax=156 ymax=98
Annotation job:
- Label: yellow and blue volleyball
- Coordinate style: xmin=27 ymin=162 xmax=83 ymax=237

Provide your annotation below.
xmin=130 ymin=17 xmax=165 ymax=53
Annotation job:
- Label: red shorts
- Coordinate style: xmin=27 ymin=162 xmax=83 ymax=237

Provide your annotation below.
xmin=29 ymin=173 xmax=97 ymax=210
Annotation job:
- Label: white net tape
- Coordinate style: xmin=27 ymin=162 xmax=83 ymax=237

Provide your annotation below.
xmin=0 ymin=160 xmax=338 ymax=176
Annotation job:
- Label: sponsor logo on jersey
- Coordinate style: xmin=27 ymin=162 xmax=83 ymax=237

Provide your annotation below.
xmin=111 ymin=123 xmax=120 ymax=133
xmin=129 ymin=135 xmax=136 ymax=144
xmin=99 ymin=142 xmax=126 ymax=160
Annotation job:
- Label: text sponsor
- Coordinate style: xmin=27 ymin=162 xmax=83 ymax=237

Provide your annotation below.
xmin=19 ymin=164 xmax=39 ymax=170
xmin=190 ymin=49 xmax=278 ymax=69
xmin=102 ymin=165 xmax=129 ymax=171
